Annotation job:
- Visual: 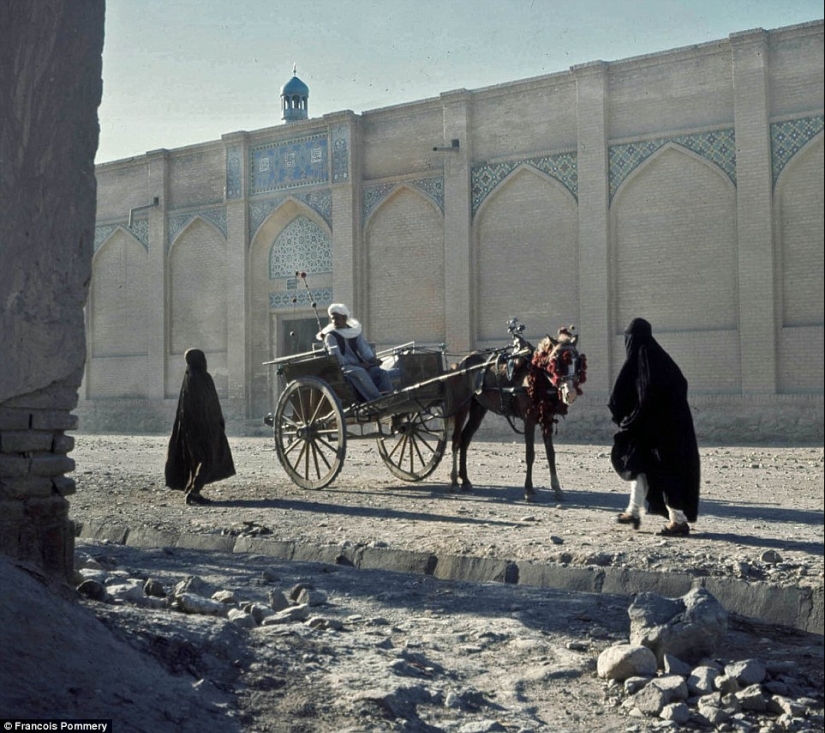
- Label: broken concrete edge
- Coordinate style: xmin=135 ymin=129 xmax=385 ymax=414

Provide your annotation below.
xmin=74 ymin=521 xmax=823 ymax=636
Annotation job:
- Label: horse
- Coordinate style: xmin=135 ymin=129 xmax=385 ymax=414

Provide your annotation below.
xmin=444 ymin=320 xmax=587 ymax=501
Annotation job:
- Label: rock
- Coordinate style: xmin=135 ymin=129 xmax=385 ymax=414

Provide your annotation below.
xmin=726 ymin=658 xmax=766 ymax=686
xmin=737 ymin=684 xmax=767 ymax=712
xmin=260 ymin=603 xmax=311 ymax=625
xmin=660 ymin=701 xmax=691 ymax=723
xmin=688 ymin=665 xmax=720 ymax=695
xmin=173 ymin=575 xmax=215 ymax=598
xmin=212 ymin=590 xmax=237 ymax=604
xmin=143 ymin=578 xmax=166 ymax=598
xmin=267 ymin=589 xmax=290 ymax=611
xmin=76 ymin=579 xmax=107 ymax=602
xmin=597 ymin=644 xmax=657 ymax=681
xmin=760 ymin=549 xmax=783 ymax=565
xmin=296 ymin=588 xmax=327 ymax=606
xmin=628 ymin=587 xmax=728 ymax=666
xmin=662 ymin=653 xmax=692 ymax=676
xmin=107 ymin=580 xmax=146 ymax=603
xmin=649 ymin=674 xmax=689 ymax=702
xmin=175 ymin=592 xmax=228 ymax=616
xmin=227 ymin=608 xmax=257 ymax=628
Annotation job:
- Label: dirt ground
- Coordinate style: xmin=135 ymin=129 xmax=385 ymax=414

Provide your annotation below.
xmin=3 ymin=433 xmax=822 ymax=732
xmin=68 ymin=434 xmax=824 ymax=592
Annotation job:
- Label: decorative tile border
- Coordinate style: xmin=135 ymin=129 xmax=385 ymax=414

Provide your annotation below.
xmin=94 ymin=222 xmax=149 ymax=252
xmin=362 ymin=176 xmax=444 ymax=223
xmin=167 ymin=208 xmax=227 ymax=249
xmin=609 ymin=129 xmax=736 ymax=202
xmin=771 ymin=115 xmax=824 ymax=187
xmin=270 ymin=287 xmax=333 ymax=310
xmin=270 ymin=216 xmax=332 ymax=278
xmin=332 ymin=125 xmax=350 ymax=183
xmin=249 ymin=188 xmax=333 ymax=236
xmin=226 ymin=145 xmax=243 ymax=199
xmin=250 ymin=133 xmax=329 ymax=195
xmin=471 ymin=152 xmax=578 ymax=214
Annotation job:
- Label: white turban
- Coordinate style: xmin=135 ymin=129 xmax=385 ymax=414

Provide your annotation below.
xmin=328 ymin=303 xmax=350 ymax=318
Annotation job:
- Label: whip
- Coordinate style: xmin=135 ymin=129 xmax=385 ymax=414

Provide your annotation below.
xmin=296 ymin=271 xmax=323 ymax=333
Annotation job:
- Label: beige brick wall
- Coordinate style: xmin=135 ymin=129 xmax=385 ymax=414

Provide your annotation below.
xmin=779 ymin=139 xmax=824 ymax=326
xmin=82 ymin=21 xmax=824 ymax=440
xmin=475 ymin=168 xmax=579 ymax=347
xmin=367 ymin=186 xmax=446 ymax=345
xmin=167 ymin=143 xmax=225 ymax=209
xmin=90 ymin=230 xmax=149 ymax=357
xmin=470 ymin=77 xmax=579 ymax=158
xmin=169 ymin=218 xmax=228 ymax=357
xmin=611 ymin=146 xmax=740 ymax=393
xmin=361 ymin=104 xmax=443 ymax=180
xmin=608 ymin=44 xmax=734 ymax=140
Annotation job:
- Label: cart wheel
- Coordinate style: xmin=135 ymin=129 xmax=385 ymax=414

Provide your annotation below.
xmin=377 ymin=405 xmax=447 ymax=481
xmin=273 ymin=377 xmax=346 ymax=489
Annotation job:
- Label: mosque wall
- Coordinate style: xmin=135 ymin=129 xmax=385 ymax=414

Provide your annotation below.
xmin=167 ymin=143 xmax=225 ymax=209
xmin=80 ymin=20 xmax=824 ymax=443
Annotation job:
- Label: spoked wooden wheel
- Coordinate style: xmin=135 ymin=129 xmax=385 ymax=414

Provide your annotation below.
xmin=377 ymin=404 xmax=447 ymax=481
xmin=273 ymin=377 xmax=346 ymax=489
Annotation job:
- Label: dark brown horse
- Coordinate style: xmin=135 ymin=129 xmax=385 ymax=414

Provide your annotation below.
xmin=445 ymin=320 xmax=586 ymax=501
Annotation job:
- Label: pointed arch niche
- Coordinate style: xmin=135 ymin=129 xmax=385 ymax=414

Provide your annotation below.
xmin=248 ymin=200 xmax=332 ymax=416
xmin=610 ymin=144 xmax=739 ymax=393
xmin=86 ymin=228 xmax=149 ymax=397
xmin=366 ymin=185 xmax=445 ymax=345
xmin=474 ymin=166 xmax=578 ymax=346
xmin=774 ymin=134 xmax=824 ymax=393
xmin=167 ymin=217 xmax=229 ymax=395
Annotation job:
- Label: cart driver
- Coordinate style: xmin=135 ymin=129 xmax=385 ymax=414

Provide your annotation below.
xmin=317 ymin=303 xmax=393 ymax=401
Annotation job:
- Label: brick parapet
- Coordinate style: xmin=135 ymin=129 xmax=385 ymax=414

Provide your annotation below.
xmin=0 ymin=403 xmax=78 ymax=581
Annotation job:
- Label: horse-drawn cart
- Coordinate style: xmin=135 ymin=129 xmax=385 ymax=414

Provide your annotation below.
xmin=263 ymin=343 xmax=452 ymax=489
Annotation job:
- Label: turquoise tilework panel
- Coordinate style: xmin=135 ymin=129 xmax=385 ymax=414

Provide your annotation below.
xmin=249 ymin=188 xmax=333 ymax=235
xmin=94 ymin=222 xmax=148 ymax=251
xmin=269 ymin=216 xmax=332 ymax=279
xmin=226 ymin=145 xmax=243 ymax=200
xmin=94 ymin=224 xmax=119 ymax=252
xmin=250 ymin=134 xmax=329 ymax=194
xmin=270 ymin=287 xmax=333 ymax=310
xmin=771 ymin=115 xmax=824 ymax=187
xmin=362 ymin=176 xmax=444 ymax=223
xmin=609 ymin=129 xmax=736 ymax=202
xmin=471 ymin=152 xmax=578 ymax=214
xmin=167 ymin=208 xmax=227 ymax=249
xmin=332 ymin=125 xmax=350 ymax=183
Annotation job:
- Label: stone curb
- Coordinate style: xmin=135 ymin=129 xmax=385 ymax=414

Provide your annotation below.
xmin=76 ymin=521 xmax=824 ymax=636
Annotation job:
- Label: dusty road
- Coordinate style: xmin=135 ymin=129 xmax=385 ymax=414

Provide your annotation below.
xmin=69 ymin=434 xmax=824 ymax=593
xmin=2 ymin=434 xmax=822 ymax=732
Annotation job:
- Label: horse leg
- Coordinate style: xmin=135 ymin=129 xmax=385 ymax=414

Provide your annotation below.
xmin=457 ymin=401 xmax=487 ymax=491
xmin=524 ymin=421 xmax=537 ymax=502
xmin=542 ymin=429 xmax=564 ymax=500
xmin=449 ymin=409 xmax=467 ymax=492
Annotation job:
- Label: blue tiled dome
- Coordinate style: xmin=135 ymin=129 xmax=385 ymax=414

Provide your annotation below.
xmin=281 ymin=74 xmax=309 ymax=96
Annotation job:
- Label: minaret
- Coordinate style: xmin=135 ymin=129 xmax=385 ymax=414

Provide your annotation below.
xmin=280 ymin=63 xmax=309 ymax=123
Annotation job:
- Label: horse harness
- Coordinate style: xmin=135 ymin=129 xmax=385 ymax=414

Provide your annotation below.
xmin=472 ymin=345 xmax=559 ymax=434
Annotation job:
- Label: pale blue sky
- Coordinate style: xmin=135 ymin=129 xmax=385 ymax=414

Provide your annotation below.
xmin=97 ymin=0 xmax=823 ymax=163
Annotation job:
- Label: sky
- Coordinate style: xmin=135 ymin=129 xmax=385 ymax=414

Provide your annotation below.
xmin=97 ymin=0 xmax=823 ymax=163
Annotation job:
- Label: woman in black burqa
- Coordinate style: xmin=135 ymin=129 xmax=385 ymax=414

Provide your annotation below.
xmin=608 ymin=318 xmax=700 ymax=536
xmin=165 ymin=349 xmax=235 ymax=505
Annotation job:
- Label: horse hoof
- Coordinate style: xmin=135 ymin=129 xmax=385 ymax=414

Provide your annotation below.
xmin=552 ymin=488 xmax=564 ymax=501
xmin=461 ymin=482 xmax=473 ymax=492
xmin=524 ymin=493 xmax=535 ymax=503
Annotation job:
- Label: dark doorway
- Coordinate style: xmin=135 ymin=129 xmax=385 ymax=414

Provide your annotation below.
xmin=281 ymin=317 xmax=321 ymax=357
